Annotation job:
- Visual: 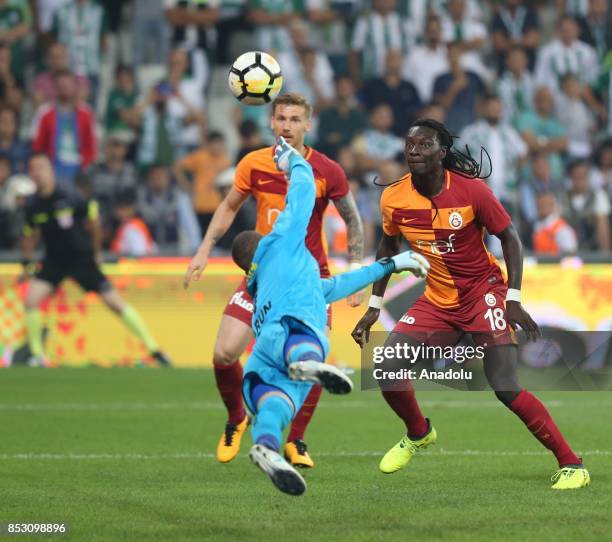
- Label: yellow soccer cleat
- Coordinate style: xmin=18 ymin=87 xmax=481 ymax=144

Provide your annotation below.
xmin=379 ymin=421 xmax=437 ymax=474
xmin=551 ymin=466 xmax=590 ymax=490
xmin=284 ymin=439 xmax=315 ymax=469
xmin=216 ymin=416 xmax=249 ymax=463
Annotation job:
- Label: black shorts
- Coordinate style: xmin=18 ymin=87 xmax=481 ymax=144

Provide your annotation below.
xmin=36 ymin=257 xmax=112 ymax=293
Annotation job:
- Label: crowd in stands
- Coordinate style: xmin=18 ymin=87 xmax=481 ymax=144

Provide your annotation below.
xmin=0 ymin=0 xmax=610 ymax=259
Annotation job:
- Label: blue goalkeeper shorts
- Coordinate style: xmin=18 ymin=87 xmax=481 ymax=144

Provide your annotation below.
xmin=243 ymin=316 xmax=324 ymax=415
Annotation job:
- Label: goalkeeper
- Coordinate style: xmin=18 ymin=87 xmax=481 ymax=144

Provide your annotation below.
xmin=231 ymin=137 xmax=429 ymax=496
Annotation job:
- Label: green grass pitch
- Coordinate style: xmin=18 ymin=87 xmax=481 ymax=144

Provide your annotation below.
xmin=1 ymin=369 xmax=610 ymax=542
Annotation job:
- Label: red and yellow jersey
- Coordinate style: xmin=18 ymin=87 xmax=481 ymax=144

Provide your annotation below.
xmin=381 ymin=170 xmax=511 ymax=309
xmin=234 ymin=146 xmax=349 ymax=277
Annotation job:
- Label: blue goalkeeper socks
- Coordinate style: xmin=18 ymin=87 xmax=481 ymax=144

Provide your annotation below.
xmin=284 ymin=333 xmax=324 ymax=364
xmin=252 ymin=394 xmax=293 ymax=452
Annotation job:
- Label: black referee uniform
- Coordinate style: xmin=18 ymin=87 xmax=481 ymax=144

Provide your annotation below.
xmin=24 ymin=186 xmax=111 ymax=293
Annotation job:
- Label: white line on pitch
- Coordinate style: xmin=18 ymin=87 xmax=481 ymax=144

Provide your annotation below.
xmin=0 ymin=400 xmax=610 ymax=412
xmin=0 ymin=450 xmax=610 ymax=460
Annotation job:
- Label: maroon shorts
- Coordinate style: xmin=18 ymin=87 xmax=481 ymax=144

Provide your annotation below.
xmin=392 ymin=282 xmax=517 ymax=349
xmin=223 ymin=277 xmax=333 ymax=328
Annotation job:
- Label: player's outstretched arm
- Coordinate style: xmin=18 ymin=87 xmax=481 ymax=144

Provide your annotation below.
xmin=183 ymin=188 xmax=248 ymax=289
xmin=270 ymin=136 xmax=316 ymax=241
xmin=496 ymin=224 xmax=541 ymax=341
xmin=351 ymin=233 xmax=401 ymax=347
xmin=322 ymin=250 xmax=429 ymax=304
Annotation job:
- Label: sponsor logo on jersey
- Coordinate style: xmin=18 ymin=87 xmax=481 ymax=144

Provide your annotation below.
xmin=448 ymin=210 xmax=463 ymax=230
xmin=415 ymin=233 xmax=456 ymax=255
xmin=229 ymin=290 xmax=255 ymax=313
xmin=56 ymin=209 xmax=74 ymax=229
xmin=484 ymin=293 xmax=497 ymax=307
xmin=253 ymin=300 xmax=272 ymax=335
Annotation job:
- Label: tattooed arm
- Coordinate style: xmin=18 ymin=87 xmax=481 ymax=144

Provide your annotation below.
xmin=333 ymin=192 xmax=365 ymax=307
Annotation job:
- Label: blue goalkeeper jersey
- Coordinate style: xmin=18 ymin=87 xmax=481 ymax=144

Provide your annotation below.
xmin=246 ymin=153 xmax=391 ymax=357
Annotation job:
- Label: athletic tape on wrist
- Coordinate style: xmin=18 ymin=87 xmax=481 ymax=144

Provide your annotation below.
xmin=506 ymin=288 xmax=521 ymax=302
xmin=368 ymin=295 xmax=383 ymax=309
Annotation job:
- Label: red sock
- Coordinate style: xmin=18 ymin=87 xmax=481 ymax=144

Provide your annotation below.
xmin=287 ymin=385 xmax=322 ymax=442
xmin=509 ymin=390 xmax=581 ymax=467
xmin=381 ymin=388 xmax=428 ymax=438
xmin=214 ymin=361 xmax=246 ymax=425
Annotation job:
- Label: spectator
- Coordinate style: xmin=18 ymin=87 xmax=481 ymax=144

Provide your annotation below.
xmin=535 ymin=15 xmax=599 ymax=94
xmin=213 ymin=166 xmax=257 ymax=252
xmin=0 ymin=106 xmax=29 ymax=173
xmin=157 ymin=48 xmax=206 ymax=155
xmin=164 ymin=0 xmax=219 ymax=91
xmin=352 ymin=103 xmax=404 ymax=184
xmin=306 ymin=0 xmax=361 ymax=75
xmin=491 ymin=0 xmax=540 ymax=73
xmin=52 ymin=0 xmax=109 ymax=105
xmin=460 ymin=94 xmax=528 ymax=209
xmin=520 ymin=151 xmax=565 ymax=242
xmin=593 ymin=50 xmax=612 ymax=135
xmin=278 ymin=20 xmax=335 ymax=112
xmin=433 ymin=41 xmax=486 ymax=134
xmin=555 ymin=0 xmax=589 ymax=17
xmin=137 ymin=85 xmax=183 ymax=171
xmin=317 ymin=75 xmax=368 ymax=160
xmin=88 ymin=134 xmax=137 ymax=230
xmin=591 ymin=138 xmax=611 ymax=196
xmin=32 ymin=70 xmax=96 ymax=186
xmin=439 ymin=0 xmax=489 ymax=82
xmin=556 ymin=74 xmax=596 ymax=159
xmin=0 ymin=0 xmax=29 ymax=82
xmin=131 ymin=0 xmax=168 ymax=66
xmin=418 ymin=103 xmax=447 ymax=124
xmin=32 ymin=42 xmax=89 ymax=110
xmin=401 ymin=13 xmax=448 ymax=104
xmin=104 ymin=65 xmax=139 ymax=138
xmin=110 ymin=190 xmax=157 ymax=257
xmin=0 ymin=161 xmax=34 ymax=248
xmin=362 ymin=49 xmax=422 ymax=137
xmin=562 ymin=159 xmax=610 ymax=251
xmin=248 ymin=0 xmax=297 ymax=57
xmin=576 ymin=0 xmax=611 ymax=59
xmin=497 ymin=46 xmax=536 ymax=125
xmin=398 ymin=0 xmax=430 ymax=48
xmin=235 ymin=120 xmax=266 ymax=164
xmin=515 ymin=86 xmax=568 ymax=182
xmin=137 ymin=164 xmax=201 ymax=255
xmin=216 ymin=0 xmax=252 ymax=65
xmin=532 ymin=191 xmax=578 ymax=256
xmin=173 ymin=130 xmax=231 ymax=234
xmin=0 ymin=42 xmax=23 ymax=112
xmin=350 ymin=0 xmax=403 ymax=85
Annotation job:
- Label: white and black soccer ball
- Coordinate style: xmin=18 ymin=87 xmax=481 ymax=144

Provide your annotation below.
xmin=228 ymin=51 xmax=283 ymax=106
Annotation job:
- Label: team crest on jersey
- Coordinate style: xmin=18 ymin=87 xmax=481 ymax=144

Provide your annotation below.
xmin=484 ymin=293 xmax=497 ymax=307
xmin=56 ymin=212 xmax=74 ymax=229
xmin=448 ymin=210 xmax=463 ymax=230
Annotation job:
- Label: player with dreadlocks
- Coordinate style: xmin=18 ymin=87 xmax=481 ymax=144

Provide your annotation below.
xmin=352 ymin=119 xmax=590 ymax=490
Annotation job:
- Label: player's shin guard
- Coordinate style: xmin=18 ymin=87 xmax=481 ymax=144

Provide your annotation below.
xmin=214 ymin=361 xmax=246 ymax=425
xmin=284 ymin=333 xmax=323 ymax=441
xmin=121 ymin=305 xmax=159 ymax=353
xmin=25 ymin=309 xmax=45 ymax=357
xmin=508 ymin=389 xmax=581 ymax=467
xmin=381 ymin=385 xmax=429 ymax=439
xmin=252 ymin=395 xmax=294 ymax=452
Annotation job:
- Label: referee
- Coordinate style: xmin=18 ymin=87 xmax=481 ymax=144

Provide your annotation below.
xmin=21 ymin=153 xmax=171 ymax=367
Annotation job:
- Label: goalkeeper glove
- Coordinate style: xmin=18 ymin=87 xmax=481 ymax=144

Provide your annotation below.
xmin=391 ymin=250 xmax=430 ymax=278
xmin=273 ymin=136 xmax=300 ymax=174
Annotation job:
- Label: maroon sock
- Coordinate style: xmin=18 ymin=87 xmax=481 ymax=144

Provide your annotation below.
xmin=214 ymin=361 xmax=246 ymax=425
xmin=381 ymin=388 xmax=428 ymax=438
xmin=509 ymin=390 xmax=581 ymax=467
xmin=287 ymin=385 xmax=322 ymax=442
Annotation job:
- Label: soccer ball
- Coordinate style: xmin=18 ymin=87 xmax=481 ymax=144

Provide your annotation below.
xmin=228 ymin=51 xmax=283 ymax=106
